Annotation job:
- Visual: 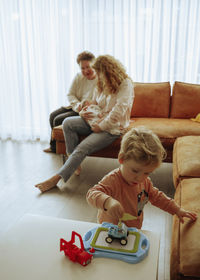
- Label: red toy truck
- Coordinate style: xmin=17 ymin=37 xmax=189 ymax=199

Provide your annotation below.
xmin=60 ymin=231 xmax=93 ymax=266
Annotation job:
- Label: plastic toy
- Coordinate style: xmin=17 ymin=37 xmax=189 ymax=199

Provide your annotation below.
xmin=105 ymin=222 xmax=129 ymax=245
xmin=60 ymin=231 xmax=93 ymax=266
xmin=83 ymin=222 xmax=150 ymax=264
xmin=105 ymin=213 xmax=138 ymax=245
xmin=120 ymin=213 xmax=137 ymax=221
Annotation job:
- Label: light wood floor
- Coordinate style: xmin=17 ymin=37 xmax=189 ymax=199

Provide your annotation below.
xmin=0 ymin=140 xmax=175 ymax=280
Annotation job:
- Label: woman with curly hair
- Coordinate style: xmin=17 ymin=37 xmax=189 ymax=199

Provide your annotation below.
xmin=35 ymin=55 xmax=134 ymax=192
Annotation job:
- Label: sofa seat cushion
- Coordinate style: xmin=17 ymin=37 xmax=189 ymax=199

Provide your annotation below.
xmin=130 ymin=118 xmax=200 ymax=139
xmin=170 ymin=179 xmax=200 ymax=279
xmin=52 ymin=125 xmax=64 ymax=141
xmin=179 ymin=179 xmax=200 ymax=277
xmin=53 ymin=118 xmax=200 ymax=142
xmin=173 ymin=136 xmax=200 ymax=187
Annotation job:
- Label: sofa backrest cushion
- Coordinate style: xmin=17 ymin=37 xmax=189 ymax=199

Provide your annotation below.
xmin=131 ymin=82 xmax=171 ymax=118
xmin=170 ymin=81 xmax=200 ymax=118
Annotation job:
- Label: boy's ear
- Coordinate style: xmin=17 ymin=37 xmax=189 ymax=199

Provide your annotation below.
xmin=118 ymin=153 xmax=124 ymax=164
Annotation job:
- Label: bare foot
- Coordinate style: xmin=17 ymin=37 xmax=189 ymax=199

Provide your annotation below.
xmin=35 ymin=175 xmax=61 ymax=193
xmin=74 ymin=166 xmax=81 ymax=176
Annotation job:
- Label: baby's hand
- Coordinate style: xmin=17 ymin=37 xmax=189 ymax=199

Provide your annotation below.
xmin=82 ymin=100 xmax=95 ymax=108
xmin=83 ymin=100 xmax=90 ymax=107
xmin=98 ymin=113 xmax=103 ymax=118
xmin=79 ymin=100 xmax=90 ymax=111
xmin=104 ymin=198 xmax=124 ymax=221
xmin=79 ymin=107 xmax=93 ymax=120
xmin=91 ymin=123 xmax=102 ymax=133
xmin=176 ymin=208 xmax=197 ymax=224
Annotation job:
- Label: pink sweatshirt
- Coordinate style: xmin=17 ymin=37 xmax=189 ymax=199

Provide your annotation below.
xmin=86 ymin=168 xmax=180 ymax=229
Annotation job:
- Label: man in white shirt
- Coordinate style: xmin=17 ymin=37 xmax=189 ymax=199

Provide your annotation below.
xmin=44 ymin=51 xmax=97 ymax=153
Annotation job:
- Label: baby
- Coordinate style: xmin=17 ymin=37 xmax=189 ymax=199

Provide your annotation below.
xmin=80 ymin=100 xmax=122 ymax=135
xmin=80 ymin=100 xmax=103 ymax=127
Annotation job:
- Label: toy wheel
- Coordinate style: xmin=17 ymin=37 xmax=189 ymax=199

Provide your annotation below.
xmin=86 ymin=259 xmax=91 ymax=265
xmin=120 ymin=238 xmax=127 ymax=245
xmin=105 ymin=236 xmax=113 ymax=243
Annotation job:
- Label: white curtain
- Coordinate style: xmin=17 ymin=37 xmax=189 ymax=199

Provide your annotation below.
xmin=1 ymin=0 xmax=200 ymax=141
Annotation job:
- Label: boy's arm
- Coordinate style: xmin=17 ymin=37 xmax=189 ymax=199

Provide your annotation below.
xmin=86 ymin=188 xmax=124 ymax=221
xmin=104 ymin=197 xmax=124 ymax=220
xmin=86 ymin=172 xmax=115 ymax=210
xmin=147 ymin=179 xmax=197 ymax=222
xmin=86 ymin=169 xmax=125 ymax=221
xmin=86 ymin=185 xmax=111 ymax=210
xmin=147 ymin=179 xmax=180 ymax=215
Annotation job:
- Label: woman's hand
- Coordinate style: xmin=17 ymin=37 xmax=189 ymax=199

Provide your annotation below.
xmin=79 ymin=107 xmax=93 ymax=121
xmin=91 ymin=122 xmax=102 ymax=133
xmin=176 ymin=208 xmax=197 ymax=223
xmin=104 ymin=197 xmax=124 ymax=221
xmin=78 ymin=100 xmax=95 ymax=112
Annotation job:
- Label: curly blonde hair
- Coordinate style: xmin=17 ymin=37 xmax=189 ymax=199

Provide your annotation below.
xmin=92 ymin=55 xmax=130 ymax=94
xmin=118 ymin=126 xmax=166 ymax=166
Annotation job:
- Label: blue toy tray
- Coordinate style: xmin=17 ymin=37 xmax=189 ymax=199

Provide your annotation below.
xmin=83 ymin=222 xmax=149 ymax=264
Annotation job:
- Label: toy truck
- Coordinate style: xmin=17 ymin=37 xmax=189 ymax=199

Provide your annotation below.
xmin=105 ymin=222 xmax=129 ymax=245
xmin=60 ymin=231 xmax=93 ymax=266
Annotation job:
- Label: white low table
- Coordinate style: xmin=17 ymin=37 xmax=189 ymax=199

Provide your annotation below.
xmin=0 ymin=214 xmax=160 ymax=280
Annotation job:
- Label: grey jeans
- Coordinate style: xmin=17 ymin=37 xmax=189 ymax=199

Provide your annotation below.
xmin=58 ymin=116 xmax=120 ymax=182
xmin=49 ymin=106 xmax=78 ymax=152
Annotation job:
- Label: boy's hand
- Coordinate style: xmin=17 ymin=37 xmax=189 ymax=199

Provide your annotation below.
xmin=104 ymin=198 xmax=124 ymax=221
xmin=176 ymin=208 xmax=197 ymax=224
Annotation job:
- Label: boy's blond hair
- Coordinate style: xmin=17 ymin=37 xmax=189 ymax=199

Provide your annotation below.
xmin=118 ymin=126 xmax=166 ymax=166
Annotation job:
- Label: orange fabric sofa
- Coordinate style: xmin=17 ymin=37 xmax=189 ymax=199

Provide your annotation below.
xmin=52 ymin=81 xmax=200 ymax=162
xmin=170 ymin=136 xmax=200 ymax=279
